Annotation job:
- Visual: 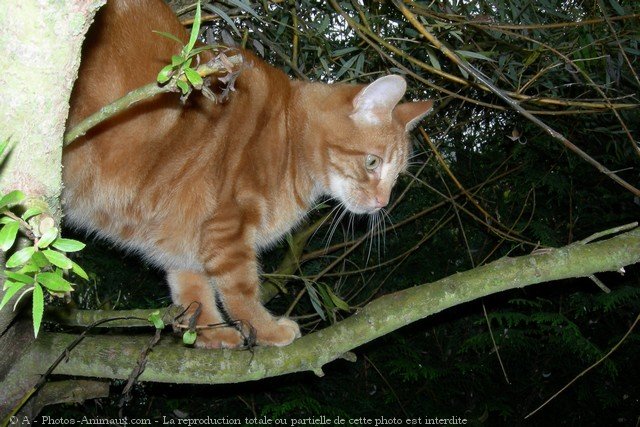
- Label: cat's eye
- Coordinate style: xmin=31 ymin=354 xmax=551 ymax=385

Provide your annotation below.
xmin=364 ymin=154 xmax=382 ymax=172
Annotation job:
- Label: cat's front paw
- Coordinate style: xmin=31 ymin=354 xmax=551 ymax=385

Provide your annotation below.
xmin=194 ymin=327 xmax=245 ymax=349
xmin=255 ymin=317 xmax=301 ymax=347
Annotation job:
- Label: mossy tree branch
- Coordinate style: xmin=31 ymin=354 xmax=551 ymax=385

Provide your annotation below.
xmin=13 ymin=227 xmax=640 ymax=385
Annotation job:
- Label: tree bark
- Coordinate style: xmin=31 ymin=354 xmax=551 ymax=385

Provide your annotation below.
xmin=0 ymin=0 xmax=105 ymax=420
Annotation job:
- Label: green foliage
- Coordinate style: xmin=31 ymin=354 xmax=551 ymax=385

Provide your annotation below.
xmin=182 ymin=329 xmax=197 ymax=345
xmin=155 ymin=0 xmax=207 ymax=95
xmin=148 ymin=310 xmax=166 ymax=329
xmin=0 ymin=164 xmax=87 ymax=336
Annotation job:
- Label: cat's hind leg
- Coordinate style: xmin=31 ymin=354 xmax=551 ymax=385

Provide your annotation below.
xmin=201 ymin=212 xmax=301 ymax=347
xmin=167 ymin=270 xmax=244 ymax=348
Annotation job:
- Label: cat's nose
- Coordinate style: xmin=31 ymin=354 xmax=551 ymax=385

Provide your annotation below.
xmin=374 ymin=195 xmax=388 ymax=209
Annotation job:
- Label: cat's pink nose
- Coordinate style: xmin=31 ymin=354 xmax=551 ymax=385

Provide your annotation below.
xmin=374 ymin=195 xmax=388 ymax=209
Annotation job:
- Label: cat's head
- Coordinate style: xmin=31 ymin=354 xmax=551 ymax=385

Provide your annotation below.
xmin=311 ymin=75 xmax=433 ymax=215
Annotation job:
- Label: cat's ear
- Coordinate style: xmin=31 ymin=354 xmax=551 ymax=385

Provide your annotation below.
xmin=350 ymin=75 xmax=407 ymax=126
xmin=394 ymin=100 xmax=434 ymax=132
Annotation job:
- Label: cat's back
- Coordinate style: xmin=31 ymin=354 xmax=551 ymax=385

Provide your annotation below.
xmin=63 ymin=0 xmax=299 ymax=267
xmin=62 ymin=0 xmax=221 ymax=266
xmin=68 ymin=0 xmax=187 ymax=124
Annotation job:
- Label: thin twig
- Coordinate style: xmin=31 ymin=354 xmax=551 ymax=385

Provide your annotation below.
xmin=393 ymin=0 xmax=640 ymax=197
xmin=64 ymin=52 xmax=243 ymax=146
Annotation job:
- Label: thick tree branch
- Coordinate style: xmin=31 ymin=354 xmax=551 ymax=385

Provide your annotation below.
xmin=15 ymin=227 xmax=640 ymax=385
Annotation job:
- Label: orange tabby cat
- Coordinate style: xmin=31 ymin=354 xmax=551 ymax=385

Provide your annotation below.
xmin=63 ymin=0 xmax=433 ymax=348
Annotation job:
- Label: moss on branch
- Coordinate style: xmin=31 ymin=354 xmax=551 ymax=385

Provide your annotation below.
xmin=19 ymin=227 xmax=640 ymax=385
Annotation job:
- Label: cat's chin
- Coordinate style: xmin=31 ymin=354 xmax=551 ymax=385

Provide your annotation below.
xmin=345 ymin=204 xmax=381 ymax=216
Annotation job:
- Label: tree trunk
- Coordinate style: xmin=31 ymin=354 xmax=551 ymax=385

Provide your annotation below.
xmin=0 ymin=0 xmax=105 ymax=419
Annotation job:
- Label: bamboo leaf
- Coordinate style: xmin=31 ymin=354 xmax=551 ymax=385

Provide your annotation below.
xmin=455 ymin=50 xmax=495 ymax=62
xmin=224 ymin=0 xmax=261 ymax=20
xmin=152 ymin=30 xmax=183 ymax=45
xmin=205 ymin=4 xmax=240 ymax=36
xmin=325 ymin=285 xmax=350 ymax=311
xmin=335 ymin=55 xmax=359 ymax=80
xmin=608 ymin=0 xmax=625 ymax=15
xmin=304 ymin=280 xmax=326 ymax=321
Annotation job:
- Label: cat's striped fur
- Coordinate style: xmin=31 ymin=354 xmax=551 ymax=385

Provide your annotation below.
xmin=63 ymin=0 xmax=433 ymax=348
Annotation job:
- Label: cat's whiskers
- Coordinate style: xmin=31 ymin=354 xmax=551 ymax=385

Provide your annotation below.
xmin=324 ymin=201 xmax=349 ymax=252
xmin=309 ymin=196 xmax=341 ymax=243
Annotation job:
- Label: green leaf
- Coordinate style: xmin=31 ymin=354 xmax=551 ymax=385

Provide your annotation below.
xmin=335 ymin=55 xmax=359 ymax=80
xmin=37 ymin=226 xmax=59 ymax=249
xmin=21 ymin=206 xmax=43 ymax=220
xmin=42 ymin=249 xmax=73 ymax=269
xmin=0 ymin=281 xmax=27 ymax=311
xmin=0 ymin=221 xmax=19 ymax=251
xmin=426 ymin=47 xmax=441 ymax=70
xmin=184 ymin=67 xmax=203 ymax=86
xmin=32 ymin=283 xmax=44 ymax=337
xmin=188 ymin=46 xmax=213 ymax=57
xmin=608 ymin=0 xmax=625 ymax=15
xmin=36 ymin=272 xmax=73 ymax=292
xmin=184 ymin=0 xmax=202 ymax=54
xmin=5 ymin=246 xmax=35 ymax=268
xmin=206 ymin=4 xmax=241 ymax=36
xmin=17 ymin=262 xmax=39 ymax=274
xmin=157 ymin=64 xmax=174 ymax=84
xmin=148 ymin=310 xmax=165 ymax=329
xmin=304 ymin=280 xmax=326 ymax=321
xmin=30 ymin=251 xmax=50 ymax=268
xmin=171 ymin=54 xmax=185 ymax=67
xmin=183 ymin=330 xmax=197 ymax=345
xmin=152 ymin=30 xmax=183 ymax=44
xmin=224 ymin=0 xmax=261 ymax=20
xmin=455 ymin=50 xmax=495 ymax=62
xmin=0 ymin=217 xmax=14 ymax=225
xmin=332 ymin=46 xmax=359 ymax=57
xmin=0 ymin=138 xmax=10 ymax=158
xmin=71 ymin=261 xmax=89 ymax=280
xmin=0 ymin=190 xmax=26 ymax=209
xmin=51 ymin=237 xmax=86 ymax=252
xmin=176 ymin=79 xmax=190 ymax=94
xmin=325 ymin=285 xmax=350 ymax=311
xmin=4 ymin=271 xmax=34 ymax=284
